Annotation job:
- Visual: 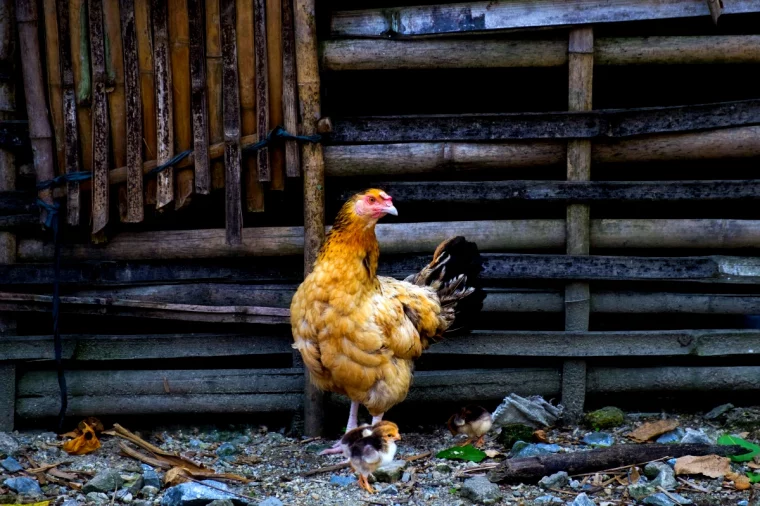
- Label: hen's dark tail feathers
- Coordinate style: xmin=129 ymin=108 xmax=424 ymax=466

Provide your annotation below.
xmin=405 ymin=236 xmax=485 ymax=336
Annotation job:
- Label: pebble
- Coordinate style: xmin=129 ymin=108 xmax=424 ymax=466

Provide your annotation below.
xmin=572 ymin=493 xmax=596 ymax=506
xmin=216 ymin=442 xmax=238 ymax=457
xmin=373 ymin=460 xmax=407 ymax=483
xmin=628 ymin=483 xmax=656 ymax=500
xmin=704 ymin=403 xmax=734 ymax=420
xmin=643 ymin=492 xmax=693 ymax=505
xmin=585 ymin=407 xmax=625 ymax=429
xmin=0 ymin=456 xmax=22 ymax=472
xmin=680 ymin=428 xmax=713 ymax=445
xmin=460 ymin=476 xmax=503 ymax=505
xmin=538 ymin=471 xmax=569 ymax=490
xmin=0 ymin=433 xmax=19 ymax=457
xmin=160 ymin=480 xmax=243 ymax=506
xmin=535 ymin=495 xmax=564 ymax=504
xmin=3 ymin=477 xmax=43 ymax=495
xmin=83 ymin=470 xmax=125 ymax=494
xmin=257 ymin=499 xmax=283 ymax=506
xmin=86 ymin=492 xmax=111 ymax=505
xmin=511 ymin=442 xmax=560 ymax=458
xmin=582 ymin=432 xmax=614 ymax=447
xmin=208 ymin=500 xmax=236 ymax=506
xmin=141 ymin=464 xmax=162 ymax=489
xmin=656 ymin=428 xmax=685 ymax=444
xmin=141 ymin=486 xmax=159 ymax=497
xmin=381 ymin=485 xmax=399 ymax=495
xmin=127 ymin=476 xmax=145 ymax=496
xmin=401 ymin=471 xmax=412 ymax=483
xmin=329 ymin=474 xmax=357 ymax=487
xmin=62 ymin=500 xmax=79 ymax=506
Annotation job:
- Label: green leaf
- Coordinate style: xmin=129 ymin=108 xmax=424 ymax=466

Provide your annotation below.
xmin=436 ymin=444 xmax=487 ymax=463
xmin=747 ymin=472 xmax=760 ymax=484
xmin=717 ymin=434 xmax=760 ymax=462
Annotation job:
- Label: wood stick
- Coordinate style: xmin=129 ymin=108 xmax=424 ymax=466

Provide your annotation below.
xmin=221 ymin=0 xmax=243 ymax=244
xmin=205 ymin=0 xmax=225 ymax=190
xmin=133 ymin=0 xmax=156 ymax=206
xmin=89 ymin=0 xmax=110 ymax=236
xmin=281 ymin=0 xmax=299 ymax=177
xmin=42 ymin=0 xmax=65 ymax=176
xmin=69 ymin=0 xmax=93 ymax=181
xmin=168 ymin=0 xmax=193 ymax=210
xmin=187 ymin=0 xmax=209 ymax=195
xmin=266 ymin=0 xmax=285 ymax=189
xmin=237 ymin=0 xmax=265 ymax=211
xmin=151 ymin=0 xmax=173 ymax=209
xmin=253 ymin=0 xmax=270 ymax=182
xmin=16 ymin=0 xmax=56 ymax=225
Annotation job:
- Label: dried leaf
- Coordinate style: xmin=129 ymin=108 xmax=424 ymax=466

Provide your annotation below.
xmin=48 ymin=468 xmax=79 ymax=481
xmin=748 ymin=461 xmax=760 ymax=470
xmin=628 ymin=420 xmax=679 ymax=442
xmin=484 ymin=450 xmax=500 ymax=458
xmin=0 ymin=502 xmax=50 ymax=506
xmin=628 ymin=466 xmax=641 ymax=484
xmin=726 ymin=471 xmax=751 ymax=490
xmin=533 ymin=430 xmax=548 ymax=443
xmin=78 ymin=417 xmax=104 ymax=433
xmin=62 ymin=423 xmax=101 ymax=456
xmin=674 ymin=455 xmax=731 ymax=478
xmin=164 ymin=467 xmax=191 ymax=487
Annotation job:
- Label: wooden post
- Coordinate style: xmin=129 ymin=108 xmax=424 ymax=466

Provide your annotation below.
xmin=266 ymin=0 xmax=285 ymax=189
xmin=89 ymin=0 xmax=110 ymax=236
xmin=562 ymin=27 xmax=594 ymax=423
xmin=168 ymin=0 xmax=193 ymax=210
xmin=294 ymin=0 xmax=325 ymax=437
xmin=42 ymin=0 xmax=65 ymax=176
xmin=133 ymin=0 xmax=156 ymax=205
xmin=253 ymin=0 xmax=270 ymax=182
xmin=187 ymin=0 xmax=210 ymax=195
xmin=152 ymin=0 xmax=174 ymax=209
xmin=205 ymin=0 xmax=225 ymax=190
xmin=281 ymin=0 xmax=300 ymax=178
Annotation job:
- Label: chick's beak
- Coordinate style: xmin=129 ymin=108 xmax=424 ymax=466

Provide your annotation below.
xmin=394 ymin=434 xmax=401 ymax=441
xmin=385 ymin=204 xmax=398 ymax=216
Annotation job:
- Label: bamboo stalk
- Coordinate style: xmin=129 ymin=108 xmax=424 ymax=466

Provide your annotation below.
xmin=205 ymin=0 xmax=225 ymax=191
xmin=266 ymin=0 xmax=284 ymax=189
xmin=221 ymin=0 xmax=243 ymax=245
xmin=253 ymin=0 xmax=270 ymax=182
xmin=69 ymin=0 xmax=93 ymax=177
xmin=42 ymin=0 xmax=64 ymax=176
xmin=120 ymin=0 xmax=143 ymax=222
xmin=103 ymin=0 xmax=127 ymax=216
xmin=281 ymin=0 xmax=299 ymax=177
xmin=89 ymin=0 xmax=110 ymax=236
xmin=237 ymin=0 xmax=265 ymax=211
xmin=187 ymin=0 xmax=209 ymax=195
xmin=168 ymin=0 xmax=193 ymax=210
xmin=133 ymin=0 xmax=156 ymax=206
xmin=151 ymin=0 xmax=173 ymax=209
xmin=16 ymin=0 xmax=56 ymax=226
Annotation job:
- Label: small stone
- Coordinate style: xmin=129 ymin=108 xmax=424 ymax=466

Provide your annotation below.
xmin=656 ymin=428 xmax=685 ymax=444
xmin=140 ymin=464 xmax=161 ymax=489
xmin=650 ymin=467 xmax=677 ymax=491
xmin=644 ymin=462 xmax=670 ymax=479
xmin=572 ymin=493 xmax=596 ymax=506
xmin=738 ymin=501 xmax=749 ymax=506
xmin=435 ymin=463 xmax=452 ymax=473
xmin=329 ymin=475 xmax=357 ymax=487
xmin=680 ymin=428 xmax=713 ymax=445
xmin=62 ymin=500 xmax=79 ymax=506
xmin=585 ymin=407 xmax=625 ymax=429
xmin=257 ymin=499 xmax=283 ymax=506
xmin=118 ymin=491 xmax=133 ymax=503
xmin=401 ymin=471 xmax=412 ymax=483
xmin=373 ymin=460 xmax=407 ymax=483
xmin=511 ymin=441 xmax=560 ymax=458
xmin=535 ymin=495 xmax=564 ymax=504
xmin=188 ymin=439 xmax=202 ymax=448
xmin=582 ymin=432 xmax=614 ymax=447
xmin=132 ymin=501 xmax=152 ymax=506
xmin=0 ymin=456 xmax=23 ymax=472
xmin=460 ymin=476 xmax=503 ymax=505
xmin=628 ymin=483 xmax=656 ymax=500
xmin=538 ymin=471 xmax=569 ymax=490
xmin=727 ymin=407 xmax=760 ymax=429
xmin=3 ymin=477 xmax=43 ymax=495
xmin=208 ymin=500 xmax=236 ymax=506
xmin=216 ymin=442 xmax=238 ymax=457
xmin=230 ymin=435 xmax=250 ymax=446
xmin=381 ymin=485 xmax=399 ymax=495
xmin=160 ymin=480 xmax=244 ymax=506
xmin=83 ymin=470 xmax=124 ymax=494
xmin=643 ymin=492 xmax=685 ymax=506
xmin=0 ymin=433 xmax=19 ymax=457
xmin=140 ymin=486 xmax=159 ymax=497
xmin=569 ymin=479 xmax=581 ymax=489
xmin=705 ymin=403 xmax=734 ymax=420
xmin=497 ymin=424 xmax=534 ymax=448
xmin=127 ymin=476 xmax=145 ymax=496
xmin=86 ymin=492 xmax=110 ymax=505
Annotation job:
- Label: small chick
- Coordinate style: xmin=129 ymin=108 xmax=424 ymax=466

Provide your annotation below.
xmin=348 ymin=421 xmax=401 ymax=493
xmin=338 ymin=423 xmax=372 ymax=460
xmin=447 ymin=405 xmax=492 ymax=448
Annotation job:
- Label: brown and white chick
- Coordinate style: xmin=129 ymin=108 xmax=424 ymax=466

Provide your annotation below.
xmin=348 ymin=421 xmax=401 ymax=493
xmin=447 ymin=405 xmax=492 ymax=448
xmin=338 ymin=423 xmax=373 ymax=460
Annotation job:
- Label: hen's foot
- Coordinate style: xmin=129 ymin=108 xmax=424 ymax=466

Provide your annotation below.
xmin=318 ymin=441 xmax=344 ymax=456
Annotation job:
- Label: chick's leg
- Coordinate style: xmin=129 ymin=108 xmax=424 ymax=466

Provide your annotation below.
xmin=473 ymin=435 xmax=486 ymax=448
xmin=318 ymin=400 xmax=361 ymax=456
xmin=359 ymin=474 xmax=375 ymax=493
xmin=371 ymin=412 xmax=384 ymax=425
xmin=457 ymin=437 xmax=474 ymax=447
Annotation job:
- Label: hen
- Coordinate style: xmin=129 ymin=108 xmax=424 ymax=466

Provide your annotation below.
xmin=291 ymin=189 xmax=483 ymax=453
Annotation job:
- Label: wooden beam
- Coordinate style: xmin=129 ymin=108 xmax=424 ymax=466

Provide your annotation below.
xmin=330 ymin=1 xmax=760 ymax=38
xmin=0 ymin=364 xmax=13 ymax=431
xmin=589 ymin=366 xmax=760 ymax=393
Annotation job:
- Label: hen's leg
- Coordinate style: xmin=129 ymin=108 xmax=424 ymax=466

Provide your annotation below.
xmin=371 ymin=412 xmax=384 ymax=425
xmin=319 ymin=401 xmax=360 ymax=456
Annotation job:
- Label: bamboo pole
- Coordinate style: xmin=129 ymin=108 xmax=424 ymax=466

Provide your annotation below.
xmin=89 ymin=0 xmax=110 ymax=236
xmin=42 ymin=0 xmax=64 ymax=176
xmin=237 ymin=0 xmax=265 ymax=211
xmin=133 ymin=0 xmax=156 ymax=206
xmin=266 ymin=0 xmax=284 ymax=189
xmin=168 ymin=0 xmax=193 ymax=210
xmin=205 ymin=0 xmax=225 ymax=191
xmin=253 ymin=0 xmax=270 ymax=182
xmin=151 ymin=0 xmax=173 ymax=209
xmin=69 ymin=0 xmax=93 ymax=179
xmin=16 ymin=0 xmax=56 ymax=226
xmin=281 ymin=0 xmax=299 ymax=177
xmin=119 ymin=0 xmax=143 ymax=223
xmin=294 ymin=0 xmax=326 ymax=438
xmin=187 ymin=0 xmax=209 ymax=195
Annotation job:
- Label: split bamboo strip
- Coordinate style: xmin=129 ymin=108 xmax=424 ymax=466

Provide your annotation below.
xmin=89 ymin=0 xmax=110 ymax=235
xmin=266 ymin=0 xmax=285 ymax=189
xmin=237 ymin=0 xmax=265 ymax=211
xmin=168 ymin=0 xmax=193 ymax=210
xmin=42 ymin=0 xmax=64 ymax=176
xmin=205 ymin=0 xmax=225 ymax=190
xmin=221 ymin=0 xmax=243 ymax=245
xmin=120 ymin=0 xmax=143 ymax=222
xmin=151 ymin=0 xmax=173 ymax=209
xmin=69 ymin=0 xmax=93 ymax=178
xmin=16 ymin=0 xmax=56 ymax=225
xmin=254 ymin=0 xmax=270 ymax=182
xmin=56 ymin=0 xmax=81 ymax=225
xmin=281 ymin=0 xmax=299 ymax=177
xmin=133 ymin=0 xmax=156 ymax=205
xmin=295 ymin=0 xmax=326 ymax=437
xmin=187 ymin=0 xmax=210 ymax=195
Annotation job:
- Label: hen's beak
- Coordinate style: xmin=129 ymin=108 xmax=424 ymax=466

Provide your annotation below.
xmin=385 ymin=205 xmax=398 ymax=216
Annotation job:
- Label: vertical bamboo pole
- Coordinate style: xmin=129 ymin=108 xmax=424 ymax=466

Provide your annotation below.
xmin=221 ymin=0 xmax=243 ymax=245
xmin=69 ymin=0 xmax=93 ymax=180
xmin=253 ymin=0 xmax=270 ymax=182
xmin=16 ymin=0 xmax=56 ymax=225
xmin=168 ymin=0 xmax=193 ymax=209
xmin=562 ymin=27 xmax=594 ymax=424
xmin=133 ymin=0 xmax=156 ymax=206
xmin=120 ymin=0 xmax=143 ymax=222
xmin=206 ymin=0 xmax=225 ymax=191
xmin=237 ymin=0 xmax=265 ymax=212
xmin=281 ymin=0 xmax=299 ymax=177
xmin=266 ymin=0 xmax=284 ymax=189
xmin=89 ymin=0 xmax=110 ymax=236
xmin=294 ymin=0 xmax=326 ymax=437
xmin=152 ymin=0 xmax=173 ymax=209
xmin=187 ymin=0 xmax=209 ymax=195
xmin=42 ymin=0 xmax=64 ymax=176
xmin=56 ymin=0 xmax=81 ymax=225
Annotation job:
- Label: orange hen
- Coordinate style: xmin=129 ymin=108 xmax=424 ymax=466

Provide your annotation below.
xmin=291 ymin=189 xmax=484 ymax=454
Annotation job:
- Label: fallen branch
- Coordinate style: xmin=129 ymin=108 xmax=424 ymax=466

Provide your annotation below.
xmin=112 ymin=424 xmax=205 ymax=471
xmin=487 ymin=444 xmax=746 ymax=483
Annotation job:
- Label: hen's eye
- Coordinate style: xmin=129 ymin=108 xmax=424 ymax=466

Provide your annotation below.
xmin=369 ymin=197 xmax=376 ymax=203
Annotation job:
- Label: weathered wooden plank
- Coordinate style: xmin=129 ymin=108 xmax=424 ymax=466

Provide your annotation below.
xmin=321 ymin=36 xmax=760 ymax=70
xmin=42 ymin=0 xmax=64 ymax=178
xmin=69 ymin=0 xmax=94 ymax=184
xmin=330 ymin=1 xmax=760 ymax=38
xmin=187 ymin=0 xmax=209 ymax=195
xmin=206 ymin=0 xmax=225 ymax=190
xmin=168 ymin=0 xmax=193 ymax=210
xmin=253 ymin=0 xmax=270 ymax=182
xmin=589 ymin=366 xmax=760 ymax=393
xmin=0 ymin=364 xmax=14 ymax=431
xmin=151 ymin=0 xmax=173 ymax=208
xmin=120 ymin=0 xmax=143 ymax=223
xmin=266 ymin=0 xmax=284 ymax=189
xmin=281 ymin=0 xmax=299 ymax=178
xmin=0 ymin=120 xmax=28 ymax=149
xmin=0 ymin=191 xmax=35 ymax=215
xmin=134 ymin=0 xmax=156 ymax=187
xmin=0 ymin=214 xmax=37 ymax=229
xmin=89 ymin=0 xmax=110 ymax=235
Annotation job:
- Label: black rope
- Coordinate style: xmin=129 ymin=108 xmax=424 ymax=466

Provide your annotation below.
xmin=243 ymin=125 xmax=321 ymax=153
xmin=147 ymin=149 xmax=193 ymax=176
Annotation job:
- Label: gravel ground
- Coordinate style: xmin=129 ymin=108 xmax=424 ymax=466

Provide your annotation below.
xmin=1 ymin=406 xmax=759 ymax=506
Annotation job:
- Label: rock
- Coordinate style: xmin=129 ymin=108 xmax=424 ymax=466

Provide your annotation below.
xmin=435 ymin=463 xmax=451 ymax=473
xmin=140 ymin=464 xmax=161 ymax=489
xmin=656 ymin=428 xmax=685 ymax=444
xmin=511 ymin=441 xmax=560 ymax=458
xmin=650 ymin=466 xmax=677 ymax=491
xmin=3 ymin=477 xmax=43 ymax=495
xmin=140 ymin=486 xmax=159 ymax=497
xmin=643 ymin=492 xmax=693 ymax=505
xmin=572 ymin=493 xmax=596 ymax=506
xmin=373 ymin=460 xmax=406 ymax=483
xmin=115 ymin=489 xmax=133 ymax=502
xmin=0 ymin=433 xmax=19 ymax=457
xmin=0 ymin=456 xmax=23 ymax=472
xmin=86 ymin=492 xmax=110 ymax=505
xmin=538 ymin=471 xmax=569 ymax=490
xmin=644 ymin=462 xmax=670 ymax=479
xmin=460 ymin=476 xmax=503 ymax=505
xmin=83 ymin=470 xmax=125 ymax=494
xmin=329 ymin=475 xmax=357 ymax=487
xmin=257 ymin=499 xmax=283 ymax=506
xmin=582 ymin=432 xmax=614 ymax=447
xmin=401 ymin=471 xmax=412 ymax=483
xmin=62 ymin=500 xmax=79 ymax=506
xmin=569 ymin=479 xmax=581 ymax=489
xmin=491 ymin=393 xmax=563 ymax=429
xmin=160 ymin=480 xmax=245 ymax=506
xmin=535 ymin=495 xmax=564 ymax=504
xmin=704 ymin=403 xmax=734 ymax=420
xmin=380 ymin=485 xmax=399 ymax=495
xmin=585 ymin=407 xmax=625 ymax=429
xmin=215 ymin=442 xmax=238 ymax=457
xmin=132 ymin=501 xmax=152 ymax=506
xmin=497 ymin=424 xmax=534 ymax=448
xmin=726 ymin=407 xmax=760 ymax=429
xmin=127 ymin=476 xmax=145 ymax=496
xmin=208 ymin=500 xmax=236 ymax=506
xmin=680 ymin=428 xmax=713 ymax=445
xmin=628 ymin=483 xmax=656 ymax=500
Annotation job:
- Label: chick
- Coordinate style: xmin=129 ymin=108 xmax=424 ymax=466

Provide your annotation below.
xmin=348 ymin=421 xmax=401 ymax=493
xmin=447 ymin=405 xmax=492 ymax=448
xmin=338 ymin=423 xmax=372 ymax=460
